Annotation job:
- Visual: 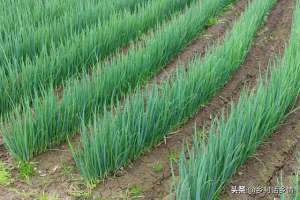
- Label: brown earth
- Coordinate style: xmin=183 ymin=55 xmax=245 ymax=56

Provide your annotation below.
xmin=221 ymin=96 xmax=300 ymax=200
xmin=267 ymin=123 xmax=300 ymax=199
xmin=0 ymin=0 xmax=294 ymax=199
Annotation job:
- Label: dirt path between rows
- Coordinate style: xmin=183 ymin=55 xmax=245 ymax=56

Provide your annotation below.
xmin=0 ymin=1 xmax=248 ymax=199
xmin=267 ymin=122 xmax=300 ymax=199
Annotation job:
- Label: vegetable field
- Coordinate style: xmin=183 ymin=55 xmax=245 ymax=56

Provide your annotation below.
xmin=0 ymin=0 xmax=299 ymax=199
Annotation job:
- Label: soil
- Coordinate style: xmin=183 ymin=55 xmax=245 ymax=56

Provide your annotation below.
xmin=221 ymin=96 xmax=300 ymax=200
xmin=0 ymin=0 xmax=294 ymax=199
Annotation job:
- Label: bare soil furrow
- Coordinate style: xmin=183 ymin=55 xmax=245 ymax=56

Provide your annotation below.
xmin=222 ymin=98 xmax=300 ymax=200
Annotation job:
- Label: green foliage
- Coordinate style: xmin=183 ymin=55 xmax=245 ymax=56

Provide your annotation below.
xmin=152 ymin=161 xmax=164 ymax=173
xmin=0 ymin=162 xmax=11 ymax=186
xmin=129 ymin=185 xmax=144 ymax=197
xmin=168 ymin=152 xmax=179 ymax=163
xmin=0 ymin=0 xmax=192 ymax=115
xmin=67 ymin=182 xmax=92 ymax=199
xmin=175 ymin=1 xmax=300 ymax=199
xmin=0 ymin=0 xmax=149 ymax=66
xmin=61 ymin=162 xmax=74 ymax=177
xmin=71 ymin=0 xmax=272 ymax=182
xmin=0 ymin=0 xmax=73 ymax=36
xmin=2 ymin=0 xmax=226 ymax=161
xmin=206 ymin=17 xmax=218 ymax=27
xmin=18 ymin=162 xmax=35 ymax=180
xmin=37 ymin=193 xmax=57 ymax=200
xmin=291 ymin=171 xmax=300 ymax=200
xmin=279 ymin=155 xmax=300 ymax=200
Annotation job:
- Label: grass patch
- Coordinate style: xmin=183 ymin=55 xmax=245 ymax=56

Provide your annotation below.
xmin=152 ymin=161 xmax=164 ymax=173
xmin=37 ymin=193 xmax=57 ymax=200
xmin=129 ymin=185 xmax=144 ymax=198
xmin=0 ymin=162 xmax=11 ymax=186
xmin=18 ymin=162 xmax=35 ymax=180
xmin=168 ymin=152 xmax=179 ymax=163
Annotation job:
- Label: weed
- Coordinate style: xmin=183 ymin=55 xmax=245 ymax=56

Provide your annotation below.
xmin=68 ymin=182 xmax=93 ymax=199
xmin=168 ymin=152 xmax=179 ymax=163
xmin=0 ymin=162 xmax=11 ymax=186
xmin=206 ymin=17 xmax=218 ymax=27
xmin=152 ymin=161 xmax=163 ymax=173
xmin=18 ymin=162 xmax=35 ymax=180
xmin=61 ymin=162 xmax=74 ymax=177
xmin=37 ymin=193 xmax=57 ymax=200
xmin=129 ymin=185 xmax=144 ymax=198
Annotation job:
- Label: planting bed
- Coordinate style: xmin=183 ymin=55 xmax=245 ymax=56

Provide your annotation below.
xmin=0 ymin=0 xmax=299 ymax=199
